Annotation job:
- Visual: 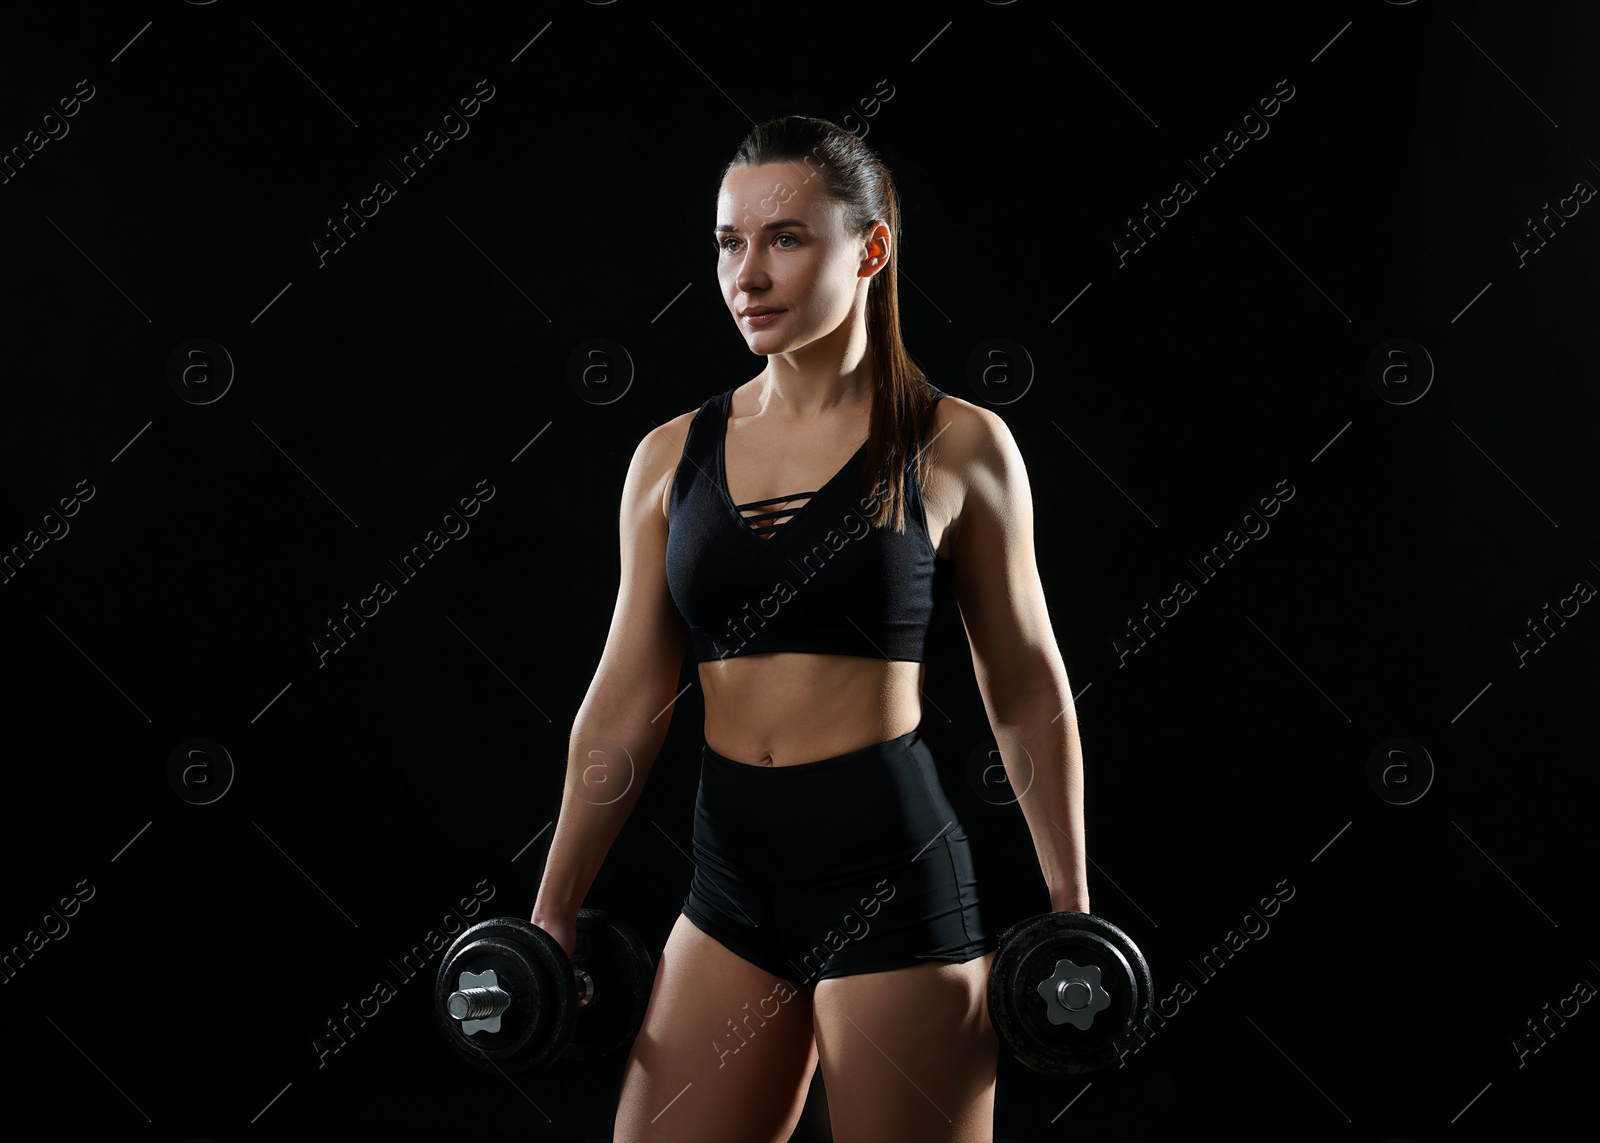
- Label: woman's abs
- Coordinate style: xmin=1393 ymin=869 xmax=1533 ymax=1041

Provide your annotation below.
xmin=697 ymin=653 xmax=926 ymax=766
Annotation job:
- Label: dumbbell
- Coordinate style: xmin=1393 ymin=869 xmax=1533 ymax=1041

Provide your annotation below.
xmin=987 ymin=910 xmax=1154 ymax=1075
xmin=434 ymin=907 xmax=654 ymax=1073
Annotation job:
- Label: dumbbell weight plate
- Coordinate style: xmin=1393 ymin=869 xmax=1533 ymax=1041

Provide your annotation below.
xmin=435 ymin=918 xmax=577 ymax=1073
xmin=563 ymin=908 xmax=656 ymax=1062
xmin=988 ymin=911 xmax=1153 ymax=1075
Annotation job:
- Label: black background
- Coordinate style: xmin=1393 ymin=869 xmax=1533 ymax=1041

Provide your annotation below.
xmin=1 ymin=2 xmax=1595 ymax=1141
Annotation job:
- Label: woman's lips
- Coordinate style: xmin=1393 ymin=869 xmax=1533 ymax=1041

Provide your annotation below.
xmin=744 ymin=310 xmax=784 ymax=325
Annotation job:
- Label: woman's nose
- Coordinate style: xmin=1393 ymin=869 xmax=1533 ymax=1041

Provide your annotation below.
xmin=735 ymin=253 xmax=769 ymax=290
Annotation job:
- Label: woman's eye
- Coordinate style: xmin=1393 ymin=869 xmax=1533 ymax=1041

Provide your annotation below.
xmin=715 ymin=234 xmax=798 ymax=253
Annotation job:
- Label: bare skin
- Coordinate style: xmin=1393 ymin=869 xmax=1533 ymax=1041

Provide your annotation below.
xmin=603 ymin=161 xmax=1004 ymax=1143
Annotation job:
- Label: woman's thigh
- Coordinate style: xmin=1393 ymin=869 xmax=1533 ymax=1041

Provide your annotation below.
xmin=811 ymin=951 xmax=999 ymax=1143
xmin=613 ymin=913 xmax=819 ymax=1143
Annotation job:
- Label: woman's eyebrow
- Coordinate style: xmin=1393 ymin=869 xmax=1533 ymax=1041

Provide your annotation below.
xmin=714 ymin=218 xmax=813 ymax=234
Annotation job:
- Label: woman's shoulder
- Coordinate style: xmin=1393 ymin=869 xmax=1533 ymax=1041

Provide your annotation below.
xmin=923 ymin=386 xmax=998 ymax=453
xmin=640 ymin=385 xmax=732 ymax=456
xmin=920 ymin=387 xmax=1028 ymax=490
xmin=641 ymin=388 xmax=734 ymax=516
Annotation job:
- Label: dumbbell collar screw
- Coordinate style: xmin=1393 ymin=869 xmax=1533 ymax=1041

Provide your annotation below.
xmin=449 ymin=969 xmax=511 ymax=1035
xmin=1038 ymin=958 xmax=1111 ymax=1030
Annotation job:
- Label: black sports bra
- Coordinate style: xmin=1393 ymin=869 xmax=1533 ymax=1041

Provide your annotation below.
xmin=665 ymin=384 xmax=954 ymax=663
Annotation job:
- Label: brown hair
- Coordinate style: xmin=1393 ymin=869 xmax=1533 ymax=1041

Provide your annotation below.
xmin=720 ymin=115 xmax=942 ymax=533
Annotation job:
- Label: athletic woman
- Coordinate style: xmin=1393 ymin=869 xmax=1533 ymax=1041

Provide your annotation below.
xmin=532 ymin=115 xmax=1088 ymax=1143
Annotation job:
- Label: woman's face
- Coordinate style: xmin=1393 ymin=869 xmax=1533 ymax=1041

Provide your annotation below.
xmin=714 ymin=162 xmax=885 ymax=354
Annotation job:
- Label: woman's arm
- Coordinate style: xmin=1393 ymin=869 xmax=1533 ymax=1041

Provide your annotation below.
xmin=943 ymin=400 xmax=1089 ymax=914
xmin=533 ymin=418 xmax=692 ymax=940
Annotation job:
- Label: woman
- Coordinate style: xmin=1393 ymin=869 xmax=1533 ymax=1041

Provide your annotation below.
xmin=532 ymin=116 xmax=1089 ymax=1143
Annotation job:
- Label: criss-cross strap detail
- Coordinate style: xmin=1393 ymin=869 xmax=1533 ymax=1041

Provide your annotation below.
xmin=734 ymin=491 xmax=818 ymax=538
xmin=715 ymin=387 xmax=872 ymax=546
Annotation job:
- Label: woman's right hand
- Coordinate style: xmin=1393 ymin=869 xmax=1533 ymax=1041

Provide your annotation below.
xmin=530 ymin=903 xmax=578 ymax=961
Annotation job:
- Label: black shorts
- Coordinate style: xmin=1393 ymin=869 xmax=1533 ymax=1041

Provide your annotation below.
xmin=680 ymin=724 xmax=995 ymax=985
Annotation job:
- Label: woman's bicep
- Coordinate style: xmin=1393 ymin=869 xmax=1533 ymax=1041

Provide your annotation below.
xmin=587 ymin=423 xmax=691 ymax=713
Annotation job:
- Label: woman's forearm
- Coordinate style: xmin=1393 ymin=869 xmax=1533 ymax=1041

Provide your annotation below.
xmin=991 ymin=681 xmax=1089 ymax=911
xmin=534 ymin=685 xmax=674 ymax=915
